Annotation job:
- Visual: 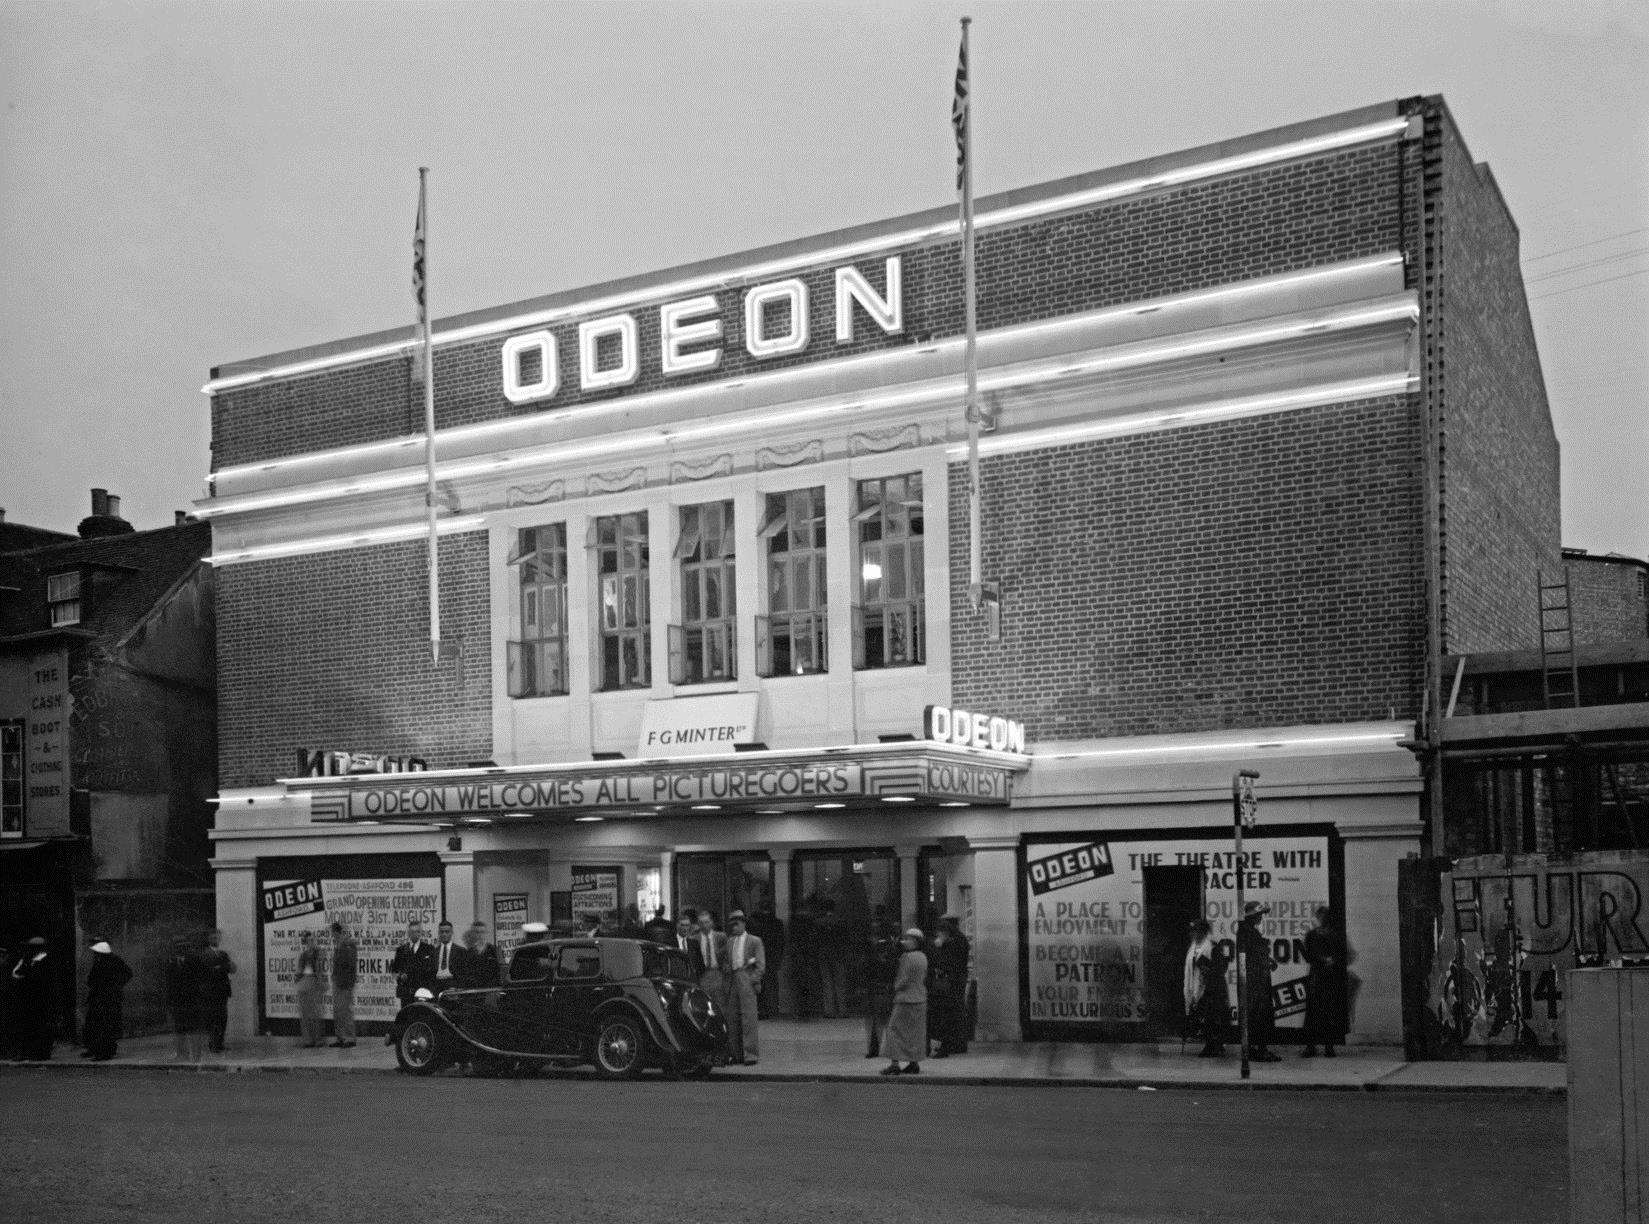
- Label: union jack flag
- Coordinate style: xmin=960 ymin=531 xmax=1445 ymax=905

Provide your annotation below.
xmin=413 ymin=172 xmax=428 ymax=335
xmin=951 ymin=30 xmax=969 ymax=191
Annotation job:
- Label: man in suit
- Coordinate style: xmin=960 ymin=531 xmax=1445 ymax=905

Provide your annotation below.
xmin=198 ymin=928 xmax=236 ymax=1053
xmin=693 ymin=911 xmax=731 ymax=1054
xmin=642 ymin=907 xmax=674 ymax=945
xmin=389 ymin=921 xmax=438 ymax=1006
xmin=673 ymin=916 xmax=697 ymax=960
xmin=431 ymin=920 xmax=464 ymax=993
xmin=724 ymin=910 xmax=766 ymax=1065
xmin=328 ymin=921 xmax=358 ymax=1048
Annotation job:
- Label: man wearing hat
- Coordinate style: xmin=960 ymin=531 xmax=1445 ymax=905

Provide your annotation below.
xmin=1236 ymin=901 xmax=1281 ymax=1062
xmin=724 ymin=910 xmax=765 ymax=1065
xmin=520 ymin=920 xmax=549 ymax=943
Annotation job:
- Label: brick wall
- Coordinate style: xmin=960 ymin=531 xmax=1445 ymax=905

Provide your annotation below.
xmin=948 ymin=396 xmax=1426 ymax=739
xmin=1568 ymin=555 xmax=1649 ymax=643
xmin=1430 ymin=105 xmax=1562 ymax=653
xmin=217 ymin=535 xmax=491 ymax=787
xmin=213 ymin=144 xmax=1404 ymax=470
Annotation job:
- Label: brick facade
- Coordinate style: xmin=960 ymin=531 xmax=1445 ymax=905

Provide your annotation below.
xmin=1429 ymin=103 xmax=1562 ymax=653
xmin=948 ymin=396 xmax=1426 ymax=739
xmin=216 ymin=535 xmax=491 ymax=788
xmin=211 ymin=144 xmax=1402 ymax=471
xmin=1567 ymin=552 xmax=1649 ymax=644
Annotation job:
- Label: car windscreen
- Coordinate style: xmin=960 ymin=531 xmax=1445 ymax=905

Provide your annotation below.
xmin=508 ymin=944 xmax=554 ymax=982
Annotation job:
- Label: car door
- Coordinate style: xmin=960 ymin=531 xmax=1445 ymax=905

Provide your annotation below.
xmin=487 ymin=944 xmax=557 ymax=1055
xmin=543 ymin=942 xmax=607 ymax=1055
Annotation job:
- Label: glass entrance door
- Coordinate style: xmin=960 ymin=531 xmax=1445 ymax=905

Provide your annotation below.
xmin=673 ymin=853 xmax=773 ymax=928
xmin=788 ymin=849 xmax=898 ymax=1019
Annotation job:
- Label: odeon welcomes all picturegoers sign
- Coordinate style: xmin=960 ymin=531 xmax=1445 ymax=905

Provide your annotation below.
xmin=499 ymin=257 xmax=903 ymax=404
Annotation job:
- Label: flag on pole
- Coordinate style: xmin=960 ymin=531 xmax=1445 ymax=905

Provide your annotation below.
xmin=415 ymin=168 xmax=442 ymax=663
xmin=951 ymin=30 xmax=969 ymax=191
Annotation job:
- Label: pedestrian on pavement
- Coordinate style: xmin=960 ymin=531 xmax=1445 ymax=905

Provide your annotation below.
xmin=747 ymin=905 xmax=785 ymax=1020
xmin=724 ymin=910 xmax=765 ymax=1065
xmin=329 ymin=921 xmax=358 ymax=1048
xmin=295 ymin=930 xmax=325 ymax=1048
xmin=165 ymin=936 xmax=204 ymax=1061
xmin=693 ymin=910 xmax=731 ymax=1056
xmin=432 ymin=920 xmax=464 ymax=993
xmin=11 ymin=936 xmax=56 ymax=1061
xmin=862 ymin=907 xmax=900 ymax=1059
xmin=1236 ymin=902 xmax=1280 ymax=1062
xmin=1182 ymin=919 xmax=1230 ymax=1057
xmin=390 ymin=921 xmax=438 ymax=1007
xmin=1302 ymin=906 xmax=1346 ymax=1058
xmin=199 ymin=928 xmax=236 ymax=1053
xmin=879 ymin=928 xmax=927 ymax=1077
xmin=928 ymin=915 xmax=970 ymax=1058
xmin=459 ymin=922 xmax=499 ymax=987
xmin=672 ymin=916 xmax=696 ymax=958
xmin=81 ymin=940 xmax=132 ymax=1061
xmin=642 ymin=907 xmax=674 ymax=945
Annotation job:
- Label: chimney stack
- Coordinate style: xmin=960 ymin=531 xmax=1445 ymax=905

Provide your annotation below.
xmin=174 ymin=510 xmax=189 ymax=526
xmin=91 ymin=488 xmax=109 ymax=517
xmin=78 ymin=487 xmax=134 ymax=539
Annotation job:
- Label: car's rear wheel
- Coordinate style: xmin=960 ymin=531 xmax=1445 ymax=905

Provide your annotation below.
xmin=395 ymin=1019 xmax=448 ymax=1075
xmin=593 ymin=1015 xmax=647 ymax=1079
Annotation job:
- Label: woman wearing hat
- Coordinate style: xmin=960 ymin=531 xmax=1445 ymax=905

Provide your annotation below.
xmin=81 ymin=940 xmax=133 ymax=1061
xmin=878 ymin=927 xmax=928 ymax=1076
xmin=1236 ymin=902 xmax=1280 ymax=1062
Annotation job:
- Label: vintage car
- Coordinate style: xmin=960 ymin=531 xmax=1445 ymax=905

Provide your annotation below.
xmin=387 ymin=938 xmax=727 ymax=1079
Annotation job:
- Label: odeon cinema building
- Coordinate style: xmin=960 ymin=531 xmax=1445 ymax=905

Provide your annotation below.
xmin=201 ymin=97 xmax=1561 ymax=1046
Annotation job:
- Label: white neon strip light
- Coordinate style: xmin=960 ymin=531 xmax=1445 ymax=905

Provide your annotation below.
xmin=201 ymin=118 xmax=1409 ymax=394
xmin=949 ymin=373 xmax=1417 ymax=459
xmin=198 ymin=293 xmax=1413 ymax=519
xmin=208 ymin=513 xmax=487 ymax=566
xmin=1048 ymin=729 xmax=1407 ymax=762
xmin=209 ymin=252 xmax=1403 ymax=485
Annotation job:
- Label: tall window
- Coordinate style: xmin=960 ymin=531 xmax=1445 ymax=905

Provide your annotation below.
xmin=671 ymin=501 xmax=735 ymax=684
xmin=757 ymin=486 xmax=827 ymax=676
xmin=854 ymin=473 xmax=925 ymax=668
xmin=47 ymin=572 xmax=81 ymax=628
xmin=1 ymin=721 xmax=23 ymax=838
xmin=509 ymin=525 xmax=568 ymax=697
xmin=597 ymin=511 xmax=650 ymax=690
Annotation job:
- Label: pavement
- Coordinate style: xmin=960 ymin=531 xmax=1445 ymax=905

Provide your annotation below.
xmin=9 ymin=1018 xmax=1568 ymax=1092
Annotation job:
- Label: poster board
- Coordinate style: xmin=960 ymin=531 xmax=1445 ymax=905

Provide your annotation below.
xmin=1022 ymin=827 xmax=1339 ymax=1038
xmin=571 ymin=865 xmax=621 ymax=923
xmin=257 ymin=855 xmax=443 ymax=1031
xmin=493 ymin=892 xmax=531 ymax=960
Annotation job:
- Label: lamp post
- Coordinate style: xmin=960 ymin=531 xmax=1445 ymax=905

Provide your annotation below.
xmin=1233 ymin=769 xmax=1259 ymax=1080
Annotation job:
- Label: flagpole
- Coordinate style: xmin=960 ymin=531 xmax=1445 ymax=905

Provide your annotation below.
xmin=418 ymin=167 xmax=441 ymax=664
xmin=957 ymin=16 xmax=984 ymax=611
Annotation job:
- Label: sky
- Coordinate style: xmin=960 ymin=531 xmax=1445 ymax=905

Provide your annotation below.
xmin=1 ymin=0 xmax=1645 ymax=558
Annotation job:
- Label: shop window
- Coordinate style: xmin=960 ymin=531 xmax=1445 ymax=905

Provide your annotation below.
xmin=756 ymin=486 xmax=828 ymax=676
xmin=47 ymin=571 xmax=81 ymax=628
xmin=508 ymin=524 xmax=569 ymax=698
xmin=670 ymin=501 xmax=735 ymax=684
xmin=1 ymin=720 xmax=23 ymax=837
xmin=852 ymin=473 xmax=925 ymax=669
xmin=596 ymin=511 xmax=651 ymax=690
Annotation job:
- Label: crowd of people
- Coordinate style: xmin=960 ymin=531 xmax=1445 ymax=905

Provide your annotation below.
xmin=1183 ymin=903 xmax=1346 ymax=1060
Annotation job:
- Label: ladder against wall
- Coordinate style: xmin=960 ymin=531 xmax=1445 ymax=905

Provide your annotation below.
xmin=1537 ymin=568 xmax=1580 ymax=709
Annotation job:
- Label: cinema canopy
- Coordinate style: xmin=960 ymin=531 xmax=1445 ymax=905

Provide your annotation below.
xmin=204 ymin=98 xmax=1563 ymax=1047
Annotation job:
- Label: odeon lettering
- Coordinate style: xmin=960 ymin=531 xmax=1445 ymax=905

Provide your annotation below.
xmin=924 ymin=704 xmax=1028 ymax=754
xmin=501 ymin=257 xmax=903 ymax=405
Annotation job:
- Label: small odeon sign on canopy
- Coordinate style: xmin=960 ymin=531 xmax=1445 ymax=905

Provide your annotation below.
xmin=924 ymin=704 xmax=1027 ymax=754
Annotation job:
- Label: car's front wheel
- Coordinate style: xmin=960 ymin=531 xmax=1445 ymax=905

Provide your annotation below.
xmin=593 ymin=1015 xmax=647 ymax=1080
xmin=395 ymin=1019 xmax=449 ymax=1076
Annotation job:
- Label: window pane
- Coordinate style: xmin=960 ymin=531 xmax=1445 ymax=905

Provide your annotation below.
xmin=793 ymin=558 xmax=812 ymax=610
xmin=684 ymin=574 xmax=701 ymax=622
xmin=770 ymin=561 xmax=789 ymax=612
xmin=601 ymin=576 xmax=619 ymax=630
xmin=704 ymin=569 xmax=721 ymax=619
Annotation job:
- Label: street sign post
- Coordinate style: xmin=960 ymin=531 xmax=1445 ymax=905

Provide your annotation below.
xmin=1233 ymin=769 xmax=1259 ymax=1080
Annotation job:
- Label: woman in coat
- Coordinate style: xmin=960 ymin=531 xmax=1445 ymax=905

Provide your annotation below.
xmin=1182 ymin=919 xmax=1230 ymax=1057
xmin=295 ymin=930 xmax=325 ymax=1048
xmin=878 ymin=928 xmax=927 ymax=1077
xmin=165 ymin=937 xmax=203 ymax=1061
xmin=81 ymin=940 xmax=133 ymax=1061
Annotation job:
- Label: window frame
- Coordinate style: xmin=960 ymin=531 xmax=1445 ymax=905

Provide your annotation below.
xmin=757 ymin=486 xmax=829 ymax=677
xmin=47 ymin=570 xmax=82 ymax=628
xmin=595 ymin=511 xmax=652 ymax=691
xmin=853 ymin=473 xmax=925 ymax=669
xmin=671 ymin=500 xmax=737 ymax=685
xmin=509 ymin=524 xmax=570 ymax=698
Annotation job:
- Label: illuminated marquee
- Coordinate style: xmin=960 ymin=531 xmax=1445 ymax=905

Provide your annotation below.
xmin=924 ymin=704 xmax=1027 ymax=754
xmin=501 ymin=257 xmax=903 ymax=404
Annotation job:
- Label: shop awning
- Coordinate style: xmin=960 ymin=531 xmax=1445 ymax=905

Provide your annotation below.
xmin=281 ymin=740 xmax=1029 ymax=825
